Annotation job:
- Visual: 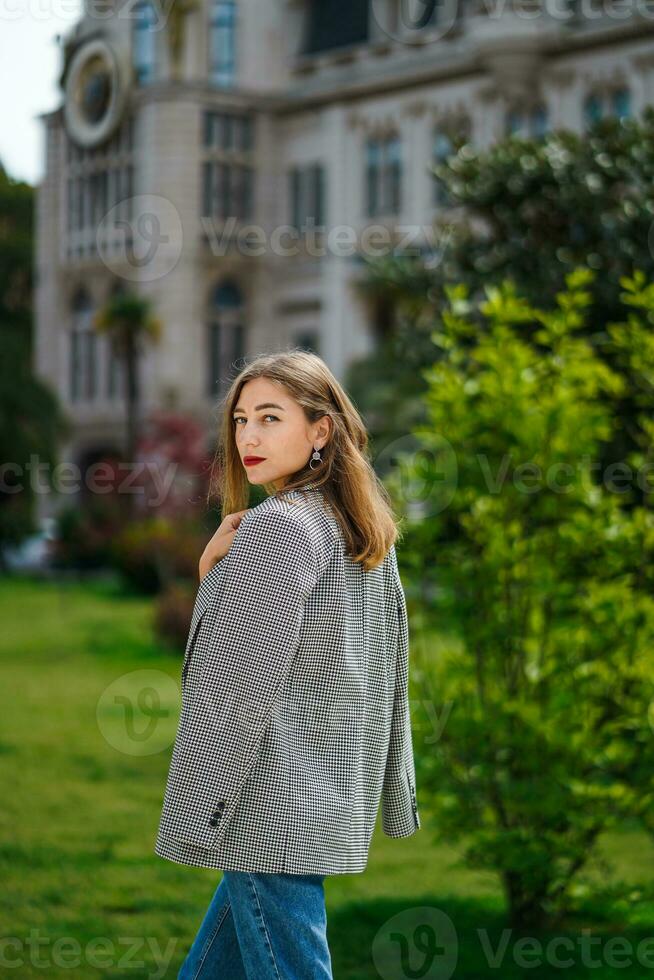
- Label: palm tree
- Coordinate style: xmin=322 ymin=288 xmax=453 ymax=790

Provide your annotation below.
xmin=93 ymin=291 xmax=162 ymax=476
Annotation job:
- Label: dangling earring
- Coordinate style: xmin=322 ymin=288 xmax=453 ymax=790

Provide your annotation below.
xmin=309 ymin=446 xmax=322 ymax=470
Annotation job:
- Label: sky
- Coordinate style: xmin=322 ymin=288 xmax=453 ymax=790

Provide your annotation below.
xmin=1 ymin=0 xmax=82 ymax=186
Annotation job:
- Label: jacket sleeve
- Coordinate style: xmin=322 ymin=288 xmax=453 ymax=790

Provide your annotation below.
xmin=180 ymin=556 xmax=228 ymax=689
xmin=157 ymin=508 xmax=323 ymax=849
xmin=381 ymin=572 xmax=421 ymax=837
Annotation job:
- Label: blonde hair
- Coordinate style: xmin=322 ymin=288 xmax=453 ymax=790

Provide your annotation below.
xmin=207 ymin=349 xmax=401 ymax=571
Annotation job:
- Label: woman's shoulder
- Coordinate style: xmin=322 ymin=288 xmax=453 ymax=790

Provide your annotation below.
xmin=235 ymin=489 xmax=339 ymax=572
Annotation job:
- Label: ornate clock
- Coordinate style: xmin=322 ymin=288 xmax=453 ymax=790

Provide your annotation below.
xmin=63 ymin=37 xmax=128 ymax=148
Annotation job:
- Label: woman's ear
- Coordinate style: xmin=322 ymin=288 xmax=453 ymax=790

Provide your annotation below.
xmin=315 ymin=414 xmax=331 ymax=446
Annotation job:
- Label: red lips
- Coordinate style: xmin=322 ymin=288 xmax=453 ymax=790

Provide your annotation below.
xmin=244 ymin=456 xmax=266 ymax=465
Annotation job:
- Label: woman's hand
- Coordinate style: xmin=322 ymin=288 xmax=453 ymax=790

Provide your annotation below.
xmin=198 ymin=509 xmax=251 ymax=582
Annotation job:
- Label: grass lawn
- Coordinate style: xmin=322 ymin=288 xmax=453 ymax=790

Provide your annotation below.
xmin=1 ymin=574 xmax=653 ymax=979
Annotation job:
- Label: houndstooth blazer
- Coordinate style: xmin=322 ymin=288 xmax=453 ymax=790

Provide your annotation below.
xmin=153 ymin=482 xmax=420 ymax=875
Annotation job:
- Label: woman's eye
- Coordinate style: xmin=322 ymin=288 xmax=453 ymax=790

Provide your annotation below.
xmin=233 ymin=415 xmax=279 ymax=424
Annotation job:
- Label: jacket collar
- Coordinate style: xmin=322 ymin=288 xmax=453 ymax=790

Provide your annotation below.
xmin=281 ymin=479 xmax=320 ymax=495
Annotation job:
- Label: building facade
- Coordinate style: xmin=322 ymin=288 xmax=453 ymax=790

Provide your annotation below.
xmin=35 ymin=0 xmax=654 ymax=480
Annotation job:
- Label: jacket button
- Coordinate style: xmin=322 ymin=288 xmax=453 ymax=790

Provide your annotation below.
xmin=208 ymin=801 xmax=227 ymax=827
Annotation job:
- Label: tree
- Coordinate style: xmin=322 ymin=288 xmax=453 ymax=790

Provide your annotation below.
xmin=133 ymin=410 xmax=213 ymax=518
xmin=350 ymin=109 xmax=654 ymax=498
xmin=93 ymin=291 xmax=162 ymax=484
xmin=393 ymin=268 xmax=654 ymax=929
xmin=0 ymin=162 xmax=67 ymax=560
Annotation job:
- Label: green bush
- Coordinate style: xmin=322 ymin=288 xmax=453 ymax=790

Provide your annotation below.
xmin=110 ymin=516 xmax=206 ymax=594
xmin=395 ymin=268 xmax=654 ymax=930
xmin=52 ymin=497 xmax=125 ymax=571
xmin=153 ymin=580 xmax=197 ymax=652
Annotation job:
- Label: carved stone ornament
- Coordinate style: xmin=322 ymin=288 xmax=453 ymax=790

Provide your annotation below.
xmin=163 ymin=0 xmax=200 ymax=80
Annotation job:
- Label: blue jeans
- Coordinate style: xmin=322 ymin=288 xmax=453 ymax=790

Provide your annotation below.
xmin=178 ymin=870 xmax=333 ymax=979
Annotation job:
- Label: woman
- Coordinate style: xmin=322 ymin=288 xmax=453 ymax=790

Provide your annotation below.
xmin=154 ymin=350 xmax=420 ymax=979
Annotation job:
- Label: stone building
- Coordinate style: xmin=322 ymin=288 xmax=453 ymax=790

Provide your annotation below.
xmin=35 ymin=0 xmax=654 ymax=480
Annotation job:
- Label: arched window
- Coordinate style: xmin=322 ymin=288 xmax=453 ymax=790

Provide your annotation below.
xmin=583 ymin=87 xmax=631 ymax=130
xmin=432 ymin=118 xmax=470 ymax=207
xmin=365 ymin=132 xmax=402 ymax=217
xmin=207 ymin=280 xmax=245 ymax=396
xmin=505 ymin=103 xmax=549 ymax=140
xmin=531 ymin=104 xmax=549 ymax=139
xmin=433 ymin=130 xmax=453 ymax=206
xmin=69 ymin=288 xmax=97 ymax=403
xmin=132 ymin=0 xmax=157 ymax=85
xmin=611 ymin=86 xmax=631 ymax=120
xmin=209 ymin=0 xmax=237 ymax=87
xmin=583 ymin=92 xmax=603 ymax=129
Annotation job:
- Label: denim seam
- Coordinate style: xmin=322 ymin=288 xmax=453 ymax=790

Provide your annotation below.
xmin=246 ymin=873 xmax=282 ymax=979
xmin=190 ymin=900 xmax=232 ymax=980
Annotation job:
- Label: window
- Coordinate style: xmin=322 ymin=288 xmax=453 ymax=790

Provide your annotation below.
xmin=433 ymin=131 xmax=453 ymax=206
xmin=365 ymin=134 xmax=402 ymax=217
xmin=207 ymin=280 xmax=245 ymax=396
xmin=531 ymin=105 xmax=549 ymax=139
xmin=201 ymin=110 xmax=255 ymax=221
xmin=505 ymin=103 xmax=549 ymax=140
xmin=611 ymin=87 xmax=631 ymax=120
xmin=89 ymin=172 xmax=109 ymax=227
xmin=209 ymin=0 xmax=236 ymax=88
xmin=583 ymin=87 xmax=631 ymax=129
xmin=294 ymin=329 xmax=320 ymax=354
xmin=583 ymin=93 xmax=603 ymax=129
xmin=203 ymin=110 xmax=253 ymax=152
xmin=288 ymin=163 xmax=325 ymax=231
xmin=133 ymin=0 xmax=157 ymax=85
xmin=65 ymin=118 xmax=135 ymax=259
xmin=69 ymin=288 xmax=97 ymax=403
xmin=302 ymin=0 xmax=369 ymax=55
xmin=202 ymin=163 xmax=253 ymax=220
xmin=107 ymin=284 xmax=125 ymax=400
xmin=107 ymin=343 xmax=123 ymax=400
xmin=386 ymin=136 xmax=401 ymax=214
xmin=365 ymin=140 xmax=380 ymax=217
xmin=432 ymin=120 xmax=470 ymax=207
xmin=290 ymin=168 xmax=302 ymax=230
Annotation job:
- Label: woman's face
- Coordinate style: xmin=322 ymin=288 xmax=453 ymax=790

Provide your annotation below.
xmin=232 ymin=377 xmax=330 ymax=491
